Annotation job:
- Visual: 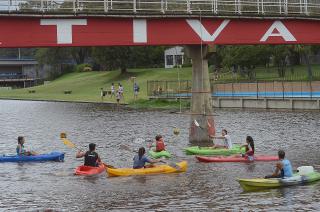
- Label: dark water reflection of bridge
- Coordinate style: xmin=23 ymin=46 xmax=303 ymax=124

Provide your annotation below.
xmin=0 ymin=100 xmax=319 ymax=210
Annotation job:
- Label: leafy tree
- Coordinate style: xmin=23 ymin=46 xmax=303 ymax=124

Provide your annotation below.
xmin=271 ymin=45 xmax=291 ymax=78
xmin=220 ymin=45 xmax=271 ymax=80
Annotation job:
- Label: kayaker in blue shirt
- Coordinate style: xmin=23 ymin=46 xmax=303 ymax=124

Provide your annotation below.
xmin=16 ymin=136 xmax=36 ymax=156
xmin=76 ymin=143 xmax=101 ymax=167
xmin=133 ymin=147 xmax=161 ymax=169
xmin=265 ymin=150 xmax=293 ymax=178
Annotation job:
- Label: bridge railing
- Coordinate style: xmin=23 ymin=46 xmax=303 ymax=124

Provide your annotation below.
xmin=0 ymin=0 xmax=320 ymax=16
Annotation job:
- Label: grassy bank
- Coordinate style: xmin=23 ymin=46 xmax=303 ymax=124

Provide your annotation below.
xmin=1 ymin=64 xmax=320 ymax=109
xmin=0 ymin=67 xmax=192 ymax=109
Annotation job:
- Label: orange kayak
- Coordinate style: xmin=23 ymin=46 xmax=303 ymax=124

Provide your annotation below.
xmin=74 ymin=164 xmax=106 ymax=176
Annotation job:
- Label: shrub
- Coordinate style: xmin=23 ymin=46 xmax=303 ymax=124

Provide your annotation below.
xmin=74 ymin=64 xmax=92 ymax=72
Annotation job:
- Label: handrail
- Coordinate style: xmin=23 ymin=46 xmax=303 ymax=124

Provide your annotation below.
xmin=0 ymin=0 xmax=319 ymax=16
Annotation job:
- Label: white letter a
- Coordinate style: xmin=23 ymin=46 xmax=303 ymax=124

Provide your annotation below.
xmin=260 ymin=21 xmax=296 ymax=42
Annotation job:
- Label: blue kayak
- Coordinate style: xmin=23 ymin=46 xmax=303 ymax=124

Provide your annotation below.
xmin=0 ymin=151 xmax=65 ymax=162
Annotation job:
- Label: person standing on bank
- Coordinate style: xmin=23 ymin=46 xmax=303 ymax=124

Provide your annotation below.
xmin=76 ymin=143 xmax=101 ymax=167
xmin=110 ymin=83 xmax=115 ymax=98
xmin=133 ymin=82 xmax=139 ymax=100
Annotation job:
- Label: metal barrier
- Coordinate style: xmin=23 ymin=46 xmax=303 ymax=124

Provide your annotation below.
xmin=147 ymin=80 xmax=320 ymax=98
xmin=0 ymin=0 xmax=320 ymax=16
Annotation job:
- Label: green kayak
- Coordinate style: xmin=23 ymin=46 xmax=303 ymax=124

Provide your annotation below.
xmin=184 ymin=145 xmax=245 ymax=156
xmin=148 ymin=150 xmax=171 ymax=159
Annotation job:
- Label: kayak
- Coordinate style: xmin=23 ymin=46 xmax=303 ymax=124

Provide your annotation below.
xmin=238 ymin=171 xmax=320 ymax=192
xmin=184 ymin=145 xmax=245 ymax=156
xmin=107 ymin=161 xmax=187 ymax=177
xmin=0 ymin=151 xmax=64 ymax=162
xmin=75 ymin=164 xmax=106 ymax=176
xmin=196 ymin=155 xmax=279 ymax=163
xmin=148 ymin=150 xmax=171 ymax=159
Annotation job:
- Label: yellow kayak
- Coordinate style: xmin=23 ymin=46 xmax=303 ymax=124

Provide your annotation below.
xmin=238 ymin=171 xmax=320 ymax=191
xmin=106 ymin=161 xmax=188 ymax=177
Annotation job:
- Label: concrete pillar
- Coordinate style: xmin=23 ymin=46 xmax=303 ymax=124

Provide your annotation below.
xmin=185 ymin=45 xmax=216 ymax=144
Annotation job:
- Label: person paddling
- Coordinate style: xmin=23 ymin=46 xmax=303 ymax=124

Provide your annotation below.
xmin=240 ymin=136 xmax=255 ymax=160
xmin=210 ymin=129 xmax=233 ymax=149
xmin=16 ymin=136 xmax=36 ymax=156
xmin=133 ymin=147 xmax=161 ymax=169
xmin=76 ymin=143 xmax=101 ymax=167
xmin=265 ymin=150 xmax=293 ymax=178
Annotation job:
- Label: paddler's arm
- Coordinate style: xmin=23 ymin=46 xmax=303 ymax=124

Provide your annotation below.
xmin=97 ymin=154 xmax=102 ymax=163
xmin=76 ymin=150 xmax=85 ymax=158
xmin=211 ymin=135 xmax=224 ymax=139
xmin=272 ymin=162 xmax=283 ymax=176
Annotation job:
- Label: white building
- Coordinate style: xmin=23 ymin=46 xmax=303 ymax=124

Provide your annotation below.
xmin=164 ymin=46 xmax=184 ymax=69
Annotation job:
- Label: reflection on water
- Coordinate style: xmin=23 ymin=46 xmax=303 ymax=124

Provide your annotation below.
xmin=0 ymin=100 xmax=319 ymax=211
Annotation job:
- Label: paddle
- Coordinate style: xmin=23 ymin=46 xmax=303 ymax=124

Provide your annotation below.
xmin=60 ymin=132 xmax=113 ymax=168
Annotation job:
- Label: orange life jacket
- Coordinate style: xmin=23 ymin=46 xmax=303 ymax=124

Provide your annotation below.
xmin=156 ymin=140 xmax=165 ymax=152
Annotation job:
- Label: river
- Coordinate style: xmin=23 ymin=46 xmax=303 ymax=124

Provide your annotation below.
xmin=0 ymin=100 xmax=319 ymax=211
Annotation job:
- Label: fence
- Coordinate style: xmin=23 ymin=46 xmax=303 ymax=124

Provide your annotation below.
xmin=1 ymin=0 xmax=320 ymax=16
xmin=147 ymin=80 xmax=320 ymax=98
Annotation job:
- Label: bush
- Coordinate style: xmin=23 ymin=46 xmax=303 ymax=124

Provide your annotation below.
xmin=74 ymin=64 xmax=92 ymax=72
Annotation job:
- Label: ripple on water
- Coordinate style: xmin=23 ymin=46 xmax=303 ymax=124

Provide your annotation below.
xmin=0 ymin=100 xmax=320 ymax=211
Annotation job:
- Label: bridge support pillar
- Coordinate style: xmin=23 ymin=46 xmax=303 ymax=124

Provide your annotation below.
xmin=185 ymin=45 xmax=216 ymax=144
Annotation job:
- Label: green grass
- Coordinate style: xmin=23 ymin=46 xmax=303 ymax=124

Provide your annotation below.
xmin=217 ymin=64 xmax=320 ymax=82
xmin=0 ymin=67 xmax=192 ymax=106
xmin=0 ymin=64 xmax=319 ymax=109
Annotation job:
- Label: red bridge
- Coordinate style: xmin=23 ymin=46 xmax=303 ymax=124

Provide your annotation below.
xmin=0 ymin=0 xmax=320 ymax=47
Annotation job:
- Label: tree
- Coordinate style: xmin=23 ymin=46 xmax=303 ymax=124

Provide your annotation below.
xmin=35 ymin=48 xmax=72 ymax=79
xmin=293 ymin=45 xmax=314 ymax=80
xmin=220 ymin=45 xmax=271 ymax=80
xmin=92 ymin=46 xmax=166 ymax=73
xmin=271 ymin=45 xmax=291 ymax=78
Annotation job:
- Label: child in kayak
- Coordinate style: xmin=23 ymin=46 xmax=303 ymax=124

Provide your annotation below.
xmin=240 ymin=136 xmax=255 ymax=160
xmin=210 ymin=129 xmax=233 ymax=149
xmin=265 ymin=150 xmax=293 ymax=178
xmin=149 ymin=135 xmax=166 ymax=152
xmin=76 ymin=143 xmax=101 ymax=167
xmin=133 ymin=147 xmax=161 ymax=169
xmin=16 ymin=136 xmax=36 ymax=156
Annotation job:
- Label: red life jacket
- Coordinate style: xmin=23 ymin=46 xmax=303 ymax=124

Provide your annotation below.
xmin=156 ymin=140 xmax=165 ymax=152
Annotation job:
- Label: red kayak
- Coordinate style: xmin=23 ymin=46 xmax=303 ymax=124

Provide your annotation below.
xmin=196 ymin=155 xmax=279 ymax=163
xmin=74 ymin=164 xmax=106 ymax=175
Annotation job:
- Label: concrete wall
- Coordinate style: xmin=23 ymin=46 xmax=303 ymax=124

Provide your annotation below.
xmin=213 ymin=97 xmax=320 ymax=110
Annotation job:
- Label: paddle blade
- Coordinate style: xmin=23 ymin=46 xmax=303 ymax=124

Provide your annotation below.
xmin=194 ymin=120 xmax=200 ymax=127
xmin=62 ymin=138 xmax=76 ymax=148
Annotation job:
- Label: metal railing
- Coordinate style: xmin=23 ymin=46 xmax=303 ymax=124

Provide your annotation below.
xmin=1 ymin=0 xmax=320 ymax=17
xmin=147 ymin=80 xmax=320 ymax=98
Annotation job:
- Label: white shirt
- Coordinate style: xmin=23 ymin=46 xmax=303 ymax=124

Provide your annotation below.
xmin=224 ymin=135 xmax=233 ymax=149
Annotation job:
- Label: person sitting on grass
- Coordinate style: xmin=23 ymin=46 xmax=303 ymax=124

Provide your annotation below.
xmin=265 ymin=150 xmax=293 ymax=179
xmin=76 ymin=143 xmax=101 ymax=167
xmin=210 ymin=129 xmax=233 ymax=149
xmin=133 ymin=147 xmax=161 ymax=169
xmin=16 ymin=136 xmax=37 ymax=156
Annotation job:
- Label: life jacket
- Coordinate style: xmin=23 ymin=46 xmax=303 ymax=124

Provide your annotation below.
xmin=156 ymin=140 xmax=165 ymax=152
xmin=84 ymin=151 xmax=99 ymax=167
xmin=16 ymin=144 xmax=25 ymax=155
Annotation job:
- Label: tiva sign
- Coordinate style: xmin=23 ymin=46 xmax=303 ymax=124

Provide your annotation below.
xmin=0 ymin=17 xmax=317 ymax=47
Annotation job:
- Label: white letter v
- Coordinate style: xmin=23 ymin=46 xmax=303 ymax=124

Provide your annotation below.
xmin=186 ymin=19 xmax=230 ymax=42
